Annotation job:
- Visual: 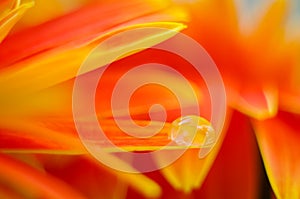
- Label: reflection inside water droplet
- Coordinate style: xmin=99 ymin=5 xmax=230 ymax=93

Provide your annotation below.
xmin=169 ymin=115 xmax=216 ymax=148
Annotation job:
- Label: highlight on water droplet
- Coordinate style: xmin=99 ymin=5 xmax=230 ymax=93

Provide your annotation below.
xmin=169 ymin=115 xmax=216 ymax=148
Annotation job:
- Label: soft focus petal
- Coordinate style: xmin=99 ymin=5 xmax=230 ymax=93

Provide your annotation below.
xmin=0 ymin=0 xmax=34 ymax=43
xmin=0 ymin=153 xmax=86 ymax=199
xmin=279 ymin=40 xmax=300 ymax=114
xmin=229 ymin=85 xmax=278 ymax=120
xmin=0 ymin=108 xmax=171 ymax=152
xmin=253 ymin=111 xmax=300 ymax=199
xmin=157 ymin=109 xmax=232 ymax=193
xmin=196 ymin=111 xmax=261 ymax=199
xmin=38 ymin=155 xmax=162 ymax=198
xmin=1 ymin=0 xmax=298 ymax=198
xmin=0 ymin=0 xmax=184 ymax=67
xmin=279 ymin=89 xmax=300 ymax=115
xmin=250 ymin=0 xmax=287 ymax=44
xmin=0 ymin=186 xmax=23 ymax=199
xmin=12 ymin=0 xmax=92 ymax=31
xmin=39 ymin=155 xmax=128 ymax=199
xmin=2 ymin=150 xmax=162 ymax=198
xmin=88 ymin=156 xmax=162 ymax=198
xmin=0 ymin=118 xmax=86 ymax=154
xmin=0 ymin=22 xmax=186 ymax=117
xmin=180 ymin=0 xmax=293 ymax=120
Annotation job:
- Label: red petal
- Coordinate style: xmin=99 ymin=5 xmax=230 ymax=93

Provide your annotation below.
xmin=38 ymin=154 xmax=162 ymax=198
xmin=195 ymin=111 xmax=261 ymax=199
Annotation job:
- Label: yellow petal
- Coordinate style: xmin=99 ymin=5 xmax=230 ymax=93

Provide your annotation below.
xmin=0 ymin=0 xmax=34 ymax=43
xmin=13 ymin=0 xmax=71 ymax=30
xmin=251 ymin=0 xmax=287 ymax=44
xmin=0 ymin=117 xmax=86 ymax=154
xmin=0 ymin=22 xmax=186 ymax=95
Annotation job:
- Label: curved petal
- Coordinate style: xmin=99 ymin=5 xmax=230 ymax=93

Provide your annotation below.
xmin=179 ymin=0 xmax=292 ymax=122
xmin=0 ymin=0 xmax=183 ymax=67
xmin=157 ymin=109 xmax=232 ymax=193
xmin=253 ymin=111 xmax=300 ymax=199
xmin=0 ymin=0 xmax=34 ymax=43
xmin=0 ymin=22 xmax=186 ymax=97
xmin=228 ymin=85 xmax=278 ymax=120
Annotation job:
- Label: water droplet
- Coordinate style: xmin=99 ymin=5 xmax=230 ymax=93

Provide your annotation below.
xmin=169 ymin=115 xmax=216 ymax=148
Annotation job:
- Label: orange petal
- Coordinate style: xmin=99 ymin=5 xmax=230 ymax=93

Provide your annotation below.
xmin=253 ymin=111 xmax=300 ymax=199
xmin=0 ymin=185 xmax=23 ymax=199
xmin=0 ymin=116 xmax=180 ymax=153
xmin=229 ymin=85 xmax=278 ymax=120
xmin=0 ymin=22 xmax=186 ymax=97
xmin=157 ymin=109 xmax=232 ymax=193
xmin=0 ymin=118 xmax=86 ymax=154
xmin=182 ymin=0 xmax=239 ymax=39
xmin=0 ymin=150 xmax=161 ymax=198
xmin=12 ymin=0 xmax=77 ymax=31
xmin=279 ymin=90 xmax=300 ymax=114
xmin=279 ymin=41 xmax=300 ymax=114
xmin=38 ymin=155 xmax=127 ymax=199
xmin=251 ymin=0 xmax=287 ymax=45
xmin=38 ymin=154 xmax=162 ymax=198
xmin=0 ymin=153 xmax=86 ymax=199
xmin=0 ymin=0 xmax=16 ymax=14
xmin=93 ymin=55 xmax=204 ymax=121
xmin=0 ymin=64 xmax=202 ymax=153
xmin=0 ymin=0 xmax=176 ymax=67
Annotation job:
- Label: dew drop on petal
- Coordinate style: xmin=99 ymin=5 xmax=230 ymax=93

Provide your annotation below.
xmin=169 ymin=115 xmax=216 ymax=148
